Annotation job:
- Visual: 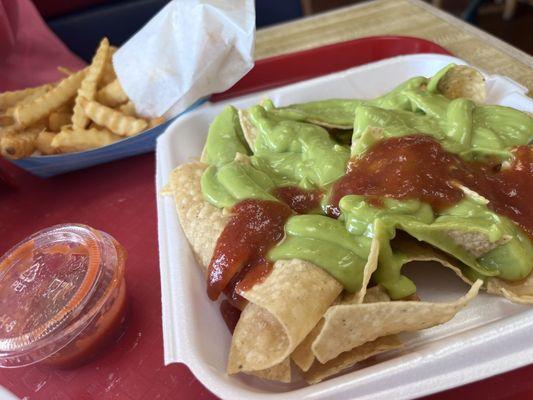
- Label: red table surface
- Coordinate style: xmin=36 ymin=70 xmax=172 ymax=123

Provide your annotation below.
xmin=1 ymin=36 xmax=532 ymax=399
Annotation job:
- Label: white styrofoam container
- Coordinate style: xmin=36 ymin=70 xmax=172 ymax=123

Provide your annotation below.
xmin=155 ymin=54 xmax=533 ymax=400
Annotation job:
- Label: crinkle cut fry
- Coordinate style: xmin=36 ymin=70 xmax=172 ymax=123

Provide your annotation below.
xmin=14 ymin=69 xmax=86 ymax=127
xmin=72 ymin=37 xmax=110 ymax=128
xmin=80 ymin=98 xmax=147 ymax=136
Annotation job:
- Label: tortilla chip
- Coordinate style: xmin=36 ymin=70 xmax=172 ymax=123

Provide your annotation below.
xmin=487 ymin=274 xmax=533 ymax=304
xmin=228 ymin=302 xmax=288 ymax=373
xmin=438 ymin=65 xmax=486 ymax=104
xmin=228 ymin=259 xmax=342 ymax=374
xmin=273 ymin=99 xmax=357 ymax=129
xmin=446 ymin=230 xmax=511 ymax=258
xmin=291 ymin=238 xmax=379 ymax=372
xmin=246 ymin=357 xmax=291 ymax=383
xmin=160 ymin=183 xmax=172 ymax=196
xmin=169 ymin=162 xmax=229 ymax=272
xmin=392 ymin=235 xmax=533 ymax=304
xmin=311 ymin=280 xmax=482 ymax=363
xmin=391 ymin=235 xmax=474 ymax=286
xmin=238 ymin=109 xmax=259 ymax=151
xmin=306 ymin=120 xmax=351 ymax=130
xmin=360 ymin=285 xmax=391 ymax=303
xmin=292 ymin=286 xmax=392 ymax=373
xmin=291 ymin=319 xmax=324 ymax=372
xmin=303 ymin=335 xmax=402 ymax=384
xmin=340 ymin=237 xmax=379 ymax=304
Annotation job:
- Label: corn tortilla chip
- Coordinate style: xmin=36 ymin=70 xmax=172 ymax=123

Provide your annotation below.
xmin=440 ymin=185 xmax=511 ymax=256
xmin=391 ymin=235 xmax=533 ymax=305
xmin=238 ymin=109 xmax=259 ymax=151
xmin=228 ymin=302 xmax=288 ymax=374
xmin=304 ymin=335 xmax=402 ymax=384
xmin=301 ymin=287 xmax=397 ymax=382
xmin=291 ymin=237 xmax=380 ymax=372
xmin=341 ymin=237 xmax=379 ymax=305
xmin=246 ymin=357 xmax=291 ymax=383
xmin=487 ymin=274 xmax=533 ymax=304
xmin=160 ymin=183 xmax=172 ymax=196
xmin=438 ymin=65 xmax=486 ymax=104
xmin=360 ymin=285 xmax=391 ymax=303
xmin=391 ymin=235 xmax=474 ymax=286
xmin=312 ymin=280 xmax=482 ymax=363
xmin=169 ymin=162 xmax=229 ymax=272
xmin=446 ymin=229 xmax=511 ymax=258
xmin=293 ymin=285 xmax=391 ymax=373
xmin=291 ymin=319 xmax=324 ymax=372
xmin=305 ymin=119 xmax=351 ymax=130
xmin=228 ymin=259 xmax=342 ymax=374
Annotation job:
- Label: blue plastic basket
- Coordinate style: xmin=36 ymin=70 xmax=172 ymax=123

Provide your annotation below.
xmin=10 ymin=98 xmax=206 ymax=178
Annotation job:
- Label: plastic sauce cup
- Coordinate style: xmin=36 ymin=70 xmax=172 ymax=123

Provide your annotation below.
xmin=0 ymin=224 xmax=127 ymax=368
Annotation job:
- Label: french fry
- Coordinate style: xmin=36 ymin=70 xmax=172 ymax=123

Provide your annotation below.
xmin=4 ymin=86 xmax=57 ymax=117
xmin=149 ymin=117 xmax=166 ymax=128
xmin=0 ymin=40 xmax=154 ymax=159
xmin=0 ymin=84 xmax=52 ymax=111
xmin=48 ymin=111 xmax=72 ymax=132
xmin=80 ymin=98 xmax=148 ymax=136
xmin=56 ymin=103 xmax=73 ymax=114
xmin=14 ymin=69 xmax=86 ymax=127
xmin=52 ymin=127 xmax=122 ymax=152
xmin=100 ymin=46 xmax=118 ymax=87
xmin=0 ymin=125 xmax=20 ymax=140
xmin=119 ymin=101 xmax=136 ymax=116
xmin=35 ymin=131 xmax=58 ymax=155
xmin=72 ymin=38 xmax=110 ymax=129
xmin=97 ymin=79 xmax=128 ymax=107
xmin=57 ymin=66 xmax=75 ymax=76
xmin=0 ymin=127 xmax=41 ymax=159
xmin=0 ymin=115 xmax=14 ymax=127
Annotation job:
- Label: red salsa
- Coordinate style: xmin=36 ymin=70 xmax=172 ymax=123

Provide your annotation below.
xmin=272 ymin=186 xmax=322 ymax=214
xmin=488 ymin=145 xmax=532 ymax=237
xmin=327 ymin=135 xmax=532 ymax=236
xmin=207 ymin=200 xmax=292 ymax=302
xmin=208 ymin=187 xmax=325 ymax=307
xmin=220 ymin=300 xmax=241 ymax=333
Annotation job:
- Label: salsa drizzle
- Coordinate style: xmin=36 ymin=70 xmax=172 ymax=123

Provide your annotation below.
xmin=272 ymin=186 xmax=322 ymax=214
xmin=327 ymin=135 xmax=532 ymax=236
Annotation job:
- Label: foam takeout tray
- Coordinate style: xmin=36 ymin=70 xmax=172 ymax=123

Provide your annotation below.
xmin=156 ymin=53 xmax=533 ymax=400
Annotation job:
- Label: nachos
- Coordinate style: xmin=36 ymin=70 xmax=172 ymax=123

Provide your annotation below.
xmin=167 ymin=64 xmax=532 ymax=384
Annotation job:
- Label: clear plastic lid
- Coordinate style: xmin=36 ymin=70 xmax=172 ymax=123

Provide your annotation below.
xmin=0 ymin=224 xmax=118 ymax=367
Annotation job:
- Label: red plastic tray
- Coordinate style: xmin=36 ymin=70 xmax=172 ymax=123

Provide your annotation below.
xmin=1 ymin=35 xmax=531 ymax=400
xmin=211 ymin=35 xmax=450 ymax=102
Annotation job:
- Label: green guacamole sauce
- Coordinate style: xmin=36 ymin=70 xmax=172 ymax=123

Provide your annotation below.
xmin=199 ymin=64 xmax=533 ymax=299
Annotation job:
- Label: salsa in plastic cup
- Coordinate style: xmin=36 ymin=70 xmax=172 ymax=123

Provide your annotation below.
xmin=0 ymin=224 xmax=127 ymax=368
